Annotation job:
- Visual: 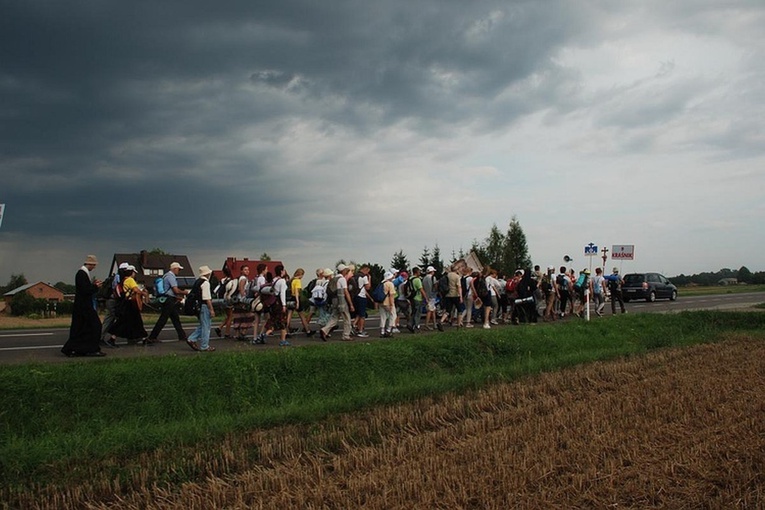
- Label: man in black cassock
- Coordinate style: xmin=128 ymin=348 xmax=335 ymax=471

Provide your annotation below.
xmin=61 ymin=254 xmax=106 ymax=357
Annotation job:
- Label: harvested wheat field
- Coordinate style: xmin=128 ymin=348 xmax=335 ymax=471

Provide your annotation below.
xmin=26 ymin=336 xmax=765 ymax=509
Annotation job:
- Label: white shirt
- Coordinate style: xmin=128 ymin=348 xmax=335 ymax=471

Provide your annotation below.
xmin=274 ymin=277 xmax=288 ymax=305
xmin=357 ymin=275 xmax=369 ymax=299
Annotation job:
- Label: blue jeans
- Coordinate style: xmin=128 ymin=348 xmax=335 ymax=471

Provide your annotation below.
xmin=189 ymin=306 xmax=211 ymax=350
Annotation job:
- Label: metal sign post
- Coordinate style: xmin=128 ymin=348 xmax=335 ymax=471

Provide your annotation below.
xmin=584 ymin=243 xmax=598 ymax=322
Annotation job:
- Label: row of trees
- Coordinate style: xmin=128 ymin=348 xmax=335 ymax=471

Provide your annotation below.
xmin=669 ymin=267 xmax=765 ymax=286
xmin=340 ymin=216 xmax=532 ymax=287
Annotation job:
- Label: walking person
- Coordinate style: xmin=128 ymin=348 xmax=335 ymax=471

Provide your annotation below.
xmin=147 ymin=261 xmax=189 ymax=343
xmin=62 ymin=255 xmax=105 ymax=357
xmin=541 ymin=266 xmax=558 ymax=321
xmin=286 ymin=268 xmax=314 ymax=337
xmin=231 ymin=265 xmax=254 ymax=340
xmin=606 ymin=267 xmax=627 ymax=314
xmin=109 ymin=265 xmax=149 ymax=345
xmin=406 ymin=267 xmax=427 ymax=333
xmin=378 ymin=271 xmax=397 ymax=337
xmin=437 ymin=262 xmax=464 ymax=331
xmin=186 ymin=265 xmax=216 ymax=352
xmin=351 ymin=264 xmax=372 ymax=338
xmin=394 ymin=270 xmax=410 ymax=334
xmin=591 ymin=267 xmax=607 ymax=317
xmin=214 ymin=265 xmax=235 ymax=339
xmin=258 ymin=264 xmax=292 ymax=347
xmin=319 ymin=264 xmax=355 ymax=341
xmin=422 ymin=266 xmax=438 ymax=330
xmin=556 ymin=266 xmax=572 ymax=319
xmin=100 ymin=262 xmax=129 ymax=348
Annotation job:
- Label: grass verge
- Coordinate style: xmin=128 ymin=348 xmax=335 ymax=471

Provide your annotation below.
xmin=1 ymin=311 xmax=764 ymax=496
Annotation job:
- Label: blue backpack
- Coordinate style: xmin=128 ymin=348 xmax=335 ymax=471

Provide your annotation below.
xmin=371 ymin=282 xmax=387 ymax=303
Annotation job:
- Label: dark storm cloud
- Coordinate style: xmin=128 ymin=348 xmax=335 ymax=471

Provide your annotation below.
xmin=1 ymin=0 xmax=582 ymax=247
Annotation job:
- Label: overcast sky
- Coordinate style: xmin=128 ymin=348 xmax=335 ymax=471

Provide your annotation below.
xmin=2 ymin=0 xmax=764 ymax=285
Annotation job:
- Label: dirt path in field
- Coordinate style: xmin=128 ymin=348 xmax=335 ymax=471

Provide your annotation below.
xmin=24 ymin=337 xmax=765 ymax=509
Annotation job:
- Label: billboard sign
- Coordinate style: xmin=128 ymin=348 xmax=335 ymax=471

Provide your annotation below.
xmin=612 ymin=244 xmax=635 ymax=260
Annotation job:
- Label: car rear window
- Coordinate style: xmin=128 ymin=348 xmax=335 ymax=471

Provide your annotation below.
xmin=623 ymin=274 xmax=645 ymax=285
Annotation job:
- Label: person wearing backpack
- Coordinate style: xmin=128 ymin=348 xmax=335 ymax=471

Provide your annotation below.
xmin=255 ymin=264 xmax=292 ymax=347
xmin=514 ymin=268 xmax=538 ymax=324
xmin=405 ymin=267 xmax=427 ymax=333
xmin=250 ymin=263 xmax=268 ymax=344
xmin=378 ymin=271 xmax=397 ymax=337
xmin=147 ymin=261 xmax=189 ymax=344
xmin=541 ymin=266 xmax=558 ymax=322
xmin=286 ymin=268 xmax=314 ymax=337
xmin=319 ymin=264 xmax=355 ymax=341
xmin=350 ymin=264 xmax=372 ymax=338
xmin=308 ymin=267 xmax=332 ymax=328
xmin=422 ymin=266 xmax=438 ymax=330
xmin=393 ymin=270 xmax=409 ymax=334
xmin=473 ymin=267 xmax=493 ymax=329
xmin=109 ymin=265 xmax=150 ymax=345
xmin=605 ymin=267 xmax=626 ymax=315
xmin=555 ymin=266 xmax=572 ymax=319
xmin=99 ymin=262 xmax=129 ymax=348
xmin=591 ymin=267 xmax=607 ymax=317
xmin=437 ymin=260 xmax=465 ymax=331
xmin=229 ymin=265 xmax=256 ymax=341
xmin=186 ymin=265 xmax=216 ymax=352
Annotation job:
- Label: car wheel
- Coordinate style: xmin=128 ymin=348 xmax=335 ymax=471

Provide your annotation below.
xmin=647 ymin=291 xmax=656 ymax=303
xmin=670 ymin=290 xmax=677 ymax=301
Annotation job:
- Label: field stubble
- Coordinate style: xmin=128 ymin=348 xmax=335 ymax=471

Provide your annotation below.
xmin=20 ymin=335 xmax=763 ymax=509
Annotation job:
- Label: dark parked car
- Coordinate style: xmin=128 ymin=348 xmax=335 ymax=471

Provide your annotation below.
xmin=622 ymin=272 xmax=678 ymax=302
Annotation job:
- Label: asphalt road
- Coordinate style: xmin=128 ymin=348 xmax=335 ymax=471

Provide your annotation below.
xmin=1 ymin=292 xmax=762 ymax=365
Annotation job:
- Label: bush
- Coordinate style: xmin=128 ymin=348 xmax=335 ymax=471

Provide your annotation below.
xmin=9 ymin=293 xmax=36 ymax=316
xmin=9 ymin=293 xmax=63 ymax=317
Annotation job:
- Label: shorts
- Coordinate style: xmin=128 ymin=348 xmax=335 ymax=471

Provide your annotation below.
xmin=427 ymin=298 xmax=437 ymax=312
xmin=352 ymin=296 xmax=368 ymax=318
xmin=443 ymin=296 xmax=459 ymax=314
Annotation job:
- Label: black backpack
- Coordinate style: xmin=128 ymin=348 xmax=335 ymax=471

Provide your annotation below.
xmin=183 ymin=278 xmax=204 ymax=316
xmin=404 ymin=277 xmax=419 ymax=300
xmin=556 ymin=274 xmax=568 ymax=293
xmin=348 ymin=274 xmax=361 ymax=298
xmin=437 ymin=274 xmax=450 ymax=297
xmin=97 ymin=274 xmax=116 ymax=302
xmin=474 ymin=275 xmax=491 ymax=302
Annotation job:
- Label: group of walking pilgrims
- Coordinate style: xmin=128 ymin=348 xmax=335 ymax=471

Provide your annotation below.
xmin=61 ymin=254 xmax=627 ymax=357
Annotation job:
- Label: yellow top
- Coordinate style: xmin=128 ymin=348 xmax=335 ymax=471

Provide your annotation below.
xmin=291 ymin=278 xmax=302 ymax=299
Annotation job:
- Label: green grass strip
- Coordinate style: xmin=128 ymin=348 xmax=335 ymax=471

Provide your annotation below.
xmin=1 ymin=311 xmax=763 ymax=487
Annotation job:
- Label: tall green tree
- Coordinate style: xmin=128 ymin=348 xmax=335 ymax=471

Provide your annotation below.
xmin=505 ymin=216 xmax=532 ymax=272
xmin=418 ymin=246 xmax=431 ymax=271
xmin=430 ymin=244 xmax=445 ymax=275
xmin=1 ymin=273 xmax=27 ymax=294
xmin=390 ymin=250 xmax=409 ymax=272
xmin=54 ymin=281 xmax=76 ymax=294
xmin=737 ymin=266 xmax=753 ymax=283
